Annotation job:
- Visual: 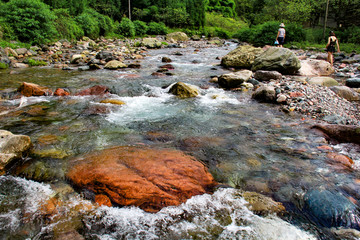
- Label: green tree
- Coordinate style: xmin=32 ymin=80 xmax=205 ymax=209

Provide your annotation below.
xmin=186 ymin=0 xmax=206 ymax=28
xmin=0 ymin=0 xmax=57 ymax=44
xmin=206 ymin=0 xmax=237 ymax=18
xmin=87 ymin=0 xmax=122 ymax=21
xmin=118 ymin=17 xmax=135 ymax=37
xmin=76 ymin=8 xmax=114 ymax=39
xmin=53 ymin=8 xmax=84 ymax=40
xmin=43 ymin=0 xmax=86 ymax=15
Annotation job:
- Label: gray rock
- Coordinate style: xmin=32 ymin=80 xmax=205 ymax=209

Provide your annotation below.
xmin=254 ymin=70 xmax=282 ymax=82
xmin=346 ymin=78 xmax=360 ymax=88
xmin=0 ymin=130 xmax=32 ymax=175
xmin=252 ymin=47 xmax=301 ymax=75
xmin=330 ymin=86 xmax=360 ymax=101
xmin=142 ymin=38 xmax=162 ymax=49
xmin=218 ymin=70 xmax=253 ymax=89
xmin=308 ymin=77 xmax=339 ymax=87
xmin=252 ymin=85 xmax=276 ymax=103
xmin=221 ymin=45 xmax=264 ymax=68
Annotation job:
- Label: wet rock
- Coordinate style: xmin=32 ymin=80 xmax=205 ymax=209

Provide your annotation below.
xmin=326 ymin=152 xmax=354 ymax=168
xmin=166 ymin=32 xmax=189 ymax=42
xmin=159 ymin=64 xmax=174 ymax=70
xmin=145 ymin=131 xmax=175 ymax=142
xmin=162 ymin=57 xmax=172 ymax=63
xmin=67 ymin=146 xmax=217 ymax=212
xmin=252 ymin=47 xmax=301 ymax=75
xmin=218 ymin=70 xmax=253 ymax=89
xmin=100 ymin=99 xmax=125 ymax=105
xmin=95 ymin=194 xmax=112 ymax=207
xmin=330 ymin=86 xmax=360 ymax=101
xmin=70 ymin=54 xmax=85 ymax=64
xmin=169 ymin=82 xmax=199 ymax=98
xmin=346 ymin=78 xmax=360 ymax=88
xmin=241 ymin=191 xmax=285 ymax=216
xmin=54 ymin=88 xmax=70 ymax=96
xmin=17 ymin=82 xmax=52 ymax=97
xmin=254 ymin=70 xmax=282 ymax=82
xmin=104 ymin=60 xmax=127 ymax=69
xmin=221 ymin=45 xmax=263 ymax=68
xmin=12 ymin=63 xmax=29 ymax=68
xmin=0 ymin=130 xmax=32 ymax=175
xmin=142 ymin=38 xmax=162 ymax=48
xmin=95 ymin=51 xmax=115 ymax=62
xmin=311 ymin=124 xmax=360 ymax=144
xmin=331 ymin=228 xmax=360 ymax=240
xmin=303 ymin=189 xmax=360 ymax=229
xmin=252 ymin=85 xmax=276 ymax=103
xmin=307 ymin=77 xmax=339 ymax=87
xmin=298 ymin=59 xmax=335 ymax=76
xmin=75 ymin=85 xmax=110 ymax=96
xmin=0 ymin=47 xmax=10 ymax=67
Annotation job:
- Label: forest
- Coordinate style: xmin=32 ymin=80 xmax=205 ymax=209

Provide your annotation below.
xmin=0 ymin=0 xmax=359 ymax=49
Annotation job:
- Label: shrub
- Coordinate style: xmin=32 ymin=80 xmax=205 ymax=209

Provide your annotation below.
xmin=337 ymin=25 xmax=360 ymax=44
xmin=76 ymin=8 xmax=114 ymax=39
xmin=27 ymin=58 xmax=48 ymax=66
xmin=133 ymin=20 xmax=148 ymax=36
xmin=0 ymin=0 xmax=57 ymax=44
xmin=205 ymin=12 xmax=248 ymax=34
xmin=53 ymin=9 xmax=83 ymax=41
xmin=147 ymin=22 xmax=168 ymax=35
xmin=118 ymin=18 xmax=135 ymax=38
xmin=215 ymin=28 xmax=231 ymax=39
xmin=0 ymin=62 xmax=8 ymax=69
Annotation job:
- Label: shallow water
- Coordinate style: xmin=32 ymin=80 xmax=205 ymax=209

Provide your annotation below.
xmin=0 ymin=42 xmax=359 ymax=239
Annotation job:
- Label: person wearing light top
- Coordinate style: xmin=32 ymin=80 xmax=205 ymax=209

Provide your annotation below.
xmin=276 ymin=23 xmax=286 ymax=47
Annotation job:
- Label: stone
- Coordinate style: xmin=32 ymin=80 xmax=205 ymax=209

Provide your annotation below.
xmin=307 ymin=77 xmax=339 ymax=87
xmin=100 ymin=99 xmax=125 ymax=105
xmin=303 ymin=189 xmax=360 ymax=229
xmin=104 ymin=60 xmax=127 ymax=69
xmin=311 ymin=124 xmax=360 ymax=144
xmin=0 ymin=47 xmax=10 ymax=66
xmin=169 ymin=82 xmax=199 ymax=98
xmin=15 ymin=48 xmax=28 ymax=56
xmin=142 ymin=38 xmax=162 ymax=49
xmin=241 ymin=191 xmax=285 ymax=216
xmin=252 ymin=47 xmax=301 ymax=74
xmin=70 ymin=54 xmax=85 ymax=64
xmin=12 ymin=63 xmax=29 ymax=68
xmin=75 ymin=85 xmax=110 ymax=96
xmin=17 ymin=82 xmax=52 ymax=97
xmin=54 ymin=88 xmax=70 ymax=96
xmin=326 ymin=152 xmax=354 ymax=168
xmin=221 ymin=45 xmax=264 ymax=68
xmin=346 ymin=78 xmax=360 ymax=88
xmin=67 ymin=146 xmax=217 ymax=212
xmin=96 ymin=51 xmax=115 ymax=62
xmin=166 ymin=32 xmax=189 ymax=42
xmin=162 ymin=57 xmax=172 ymax=63
xmin=330 ymin=86 xmax=360 ymax=101
xmin=252 ymin=85 xmax=276 ymax=103
xmin=298 ymin=59 xmax=335 ymax=76
xmin=218 ymin=70 xmax=253 ymax=89
xmin=159 ymin=64 xmax=174 ymax=70
xmin=254 ymin=70 xmax=282 ymax=82
xmin=0 ymin=130 xmax=32 ymax=175
xmin=95 ymin=194 xmax=112 ymax=207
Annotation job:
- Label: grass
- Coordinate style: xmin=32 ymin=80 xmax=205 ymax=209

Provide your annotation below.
xmin=0 ymin=40 xmax=31 ymax=49
xmin=285 ymin=41 xmax=360 ymax=54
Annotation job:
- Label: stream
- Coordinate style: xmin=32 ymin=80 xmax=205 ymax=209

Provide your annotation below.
xmin=0 ymin=42 xmax=360 ymax=239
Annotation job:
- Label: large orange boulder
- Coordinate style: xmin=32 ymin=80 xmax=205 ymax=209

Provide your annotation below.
xmin=17 ymin=82 xmax=52 ymax=97
xmin=67 ymin=146 xmax=217 ymax=212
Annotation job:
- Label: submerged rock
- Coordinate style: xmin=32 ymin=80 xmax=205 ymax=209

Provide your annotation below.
xmin=0 ymin=130 xmax=32 ymax=175
xmin=311 ymin=124 xmax=360 ymax=144
xmin=75 ymin=85 xmax=110 ymax=96
xmin=169 ymin=82 xmax=199 ymax=98
xmin=67 ymin=146 xmax=217 ymax=212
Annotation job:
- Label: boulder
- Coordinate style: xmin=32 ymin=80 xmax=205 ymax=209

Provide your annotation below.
xmin=218 ymin=70 xmax=253 ymax=89
xmin=254 ymin=70 xmax=282 ymax=82
xmin=166 ymin=32 xmax=189 ymax=42
xmin=54 ymin=88 xmax=70 ymax=96
xmin=70 ymin=54 xmax=85 ymax=64
xmin=95 ymin=51 xmax=115 ymax=62
xmin=311 ymin=124 xmax=360 ymax=144
xmin=298 ymin=59 xmax=335 ymax=76
xmin=252 ymin=85 xmax=276 ymax=103
xmin=15 ymin=48 xmax=28 ymax=56
xmin=75 ymin=85 xmax=110 ymax=96
xmin=12 ymin=63 xmax=29 ymax=68
xmin=307 ymin=77 xmax=339 ymax=87
xmin=330 ymin=86 xmax=360 ymax=101
xmin=17 ymin=82 xmax=52 ymax=97
xmin=169 ymin=82 xmax=199 ymax=98
xmin=346 ymin=78 xmax=360 ymax=88
xmin=241 ymin=191 xmax=285 ymax=216
xmin=104 ymin=60 xmax=127 ymax=69
xmin=303 ymin=189 xmax=360 ymax=229
xmin=221 ymin=45 xmax=263 ymax=68
xmin=0 ymin=130 xmax=32 ymax=175
xmin=67 ymin=146 xmax=217 ymax=212
xmin=251 ymin=47 xmax=301 ymax=74
xmin=142 ymin=38 xmax=162 ymax=49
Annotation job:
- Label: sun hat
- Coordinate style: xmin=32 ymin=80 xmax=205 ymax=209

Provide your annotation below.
xmin=279 ymin=23 xmax=285 ymax=27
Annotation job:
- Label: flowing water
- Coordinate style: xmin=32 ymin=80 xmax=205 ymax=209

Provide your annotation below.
xmin=0 ymin=42 xmax=359 ymax=239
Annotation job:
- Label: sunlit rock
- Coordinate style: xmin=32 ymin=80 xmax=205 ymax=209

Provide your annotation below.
xmin=75 ymin=85 xmax=110 ymax=96
xmin=100 ymin=99 xmax=125 ymax=105
xmin=221 ymin=45 xmax=263 ymax=69
xmin=17 ymin=82 xmax=52 ymax=97
xmin=104 ymin=60 xmax=127 ymax=69
xmin=330 ymin=86 xmax=360 ymax=101
xmin=67 ymin=146 xmax=217 ymax=212
xmin=307 ymin=77 xmax=339 ymax=87
xmin=142 ymin=38 xmax=162 ymax=49
xmin=298 ymin=59 xmax=335 ymax=76
xmin=166 ymin=32 xmax=189 ymax=42
xmin=218 ymin=70 xmax=253 ymax=89
xmin=54 ymin=88 xmax=70 ymax=96
xmin=0 ymin=130 xmax=32 ymax=175
xmin=169 ymin=82 xmax=199 ymax=98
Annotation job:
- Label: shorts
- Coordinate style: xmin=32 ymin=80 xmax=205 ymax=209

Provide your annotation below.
xmin=277 ymin=37 xmax=284 ymax=45
xmin=326 ymin=45 xmax=335 ymax=53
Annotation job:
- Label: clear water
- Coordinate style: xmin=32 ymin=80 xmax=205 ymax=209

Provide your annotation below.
xmin=0 ymin=42 xmax=359 ymax=239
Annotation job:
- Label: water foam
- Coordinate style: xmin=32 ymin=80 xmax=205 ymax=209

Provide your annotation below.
xmin=83 ymin=188 xmax=316 ymax=240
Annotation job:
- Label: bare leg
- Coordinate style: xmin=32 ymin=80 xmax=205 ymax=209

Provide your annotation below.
xmin=327 ymin=52 xmax=333 ymax=66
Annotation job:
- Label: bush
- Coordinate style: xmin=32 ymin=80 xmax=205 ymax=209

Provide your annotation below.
xmin=205 ymin=12 xmax=248 ymax=34
xmin=118 ymin=18 xmax=135 ymax=38
xmin=27 ymin=58 xmax=48 ymax=66
xmin=215 ymin=28 xmax=231 ymax=39
xmin=133 ymin=20 xmax=148 ymax=36
xmin=0 ymin=0 xmax=57 ymax=44
xmin=337 ymin=25 xmax=360 ymax=44
xmin=53 ymin=9 xmax=83 ymax=41
xmin=0 ymin=62 xmax=8 ymax=69
xmin=76 ymin=8 xmax=114 ymax=39
xmin=147 ymin=22 xmax=168 ymax=35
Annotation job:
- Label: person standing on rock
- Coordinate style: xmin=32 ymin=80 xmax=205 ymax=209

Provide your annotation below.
xmin=326 ymin=31 xmax=340 ymax=66
xmin=276 ymin=23 xmax=286 ymax=48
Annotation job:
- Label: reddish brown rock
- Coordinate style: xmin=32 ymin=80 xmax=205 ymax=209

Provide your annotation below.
xmin=54 ymin=88 xmax=70 ymax=96
xmin=326 ymin=152 xmax=354 ymax=168
xmin=95 ymin=194 xmax=112 ymax=207
xmin=75 ymin=85 xmax=110 ymax=96
xmin=67 ymin=146 xmax=217 ymax=212
xmin=159 ymin=64 xmax=174 ymax=70
xmin=17 ymin=82 xmax=52 ymax=97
